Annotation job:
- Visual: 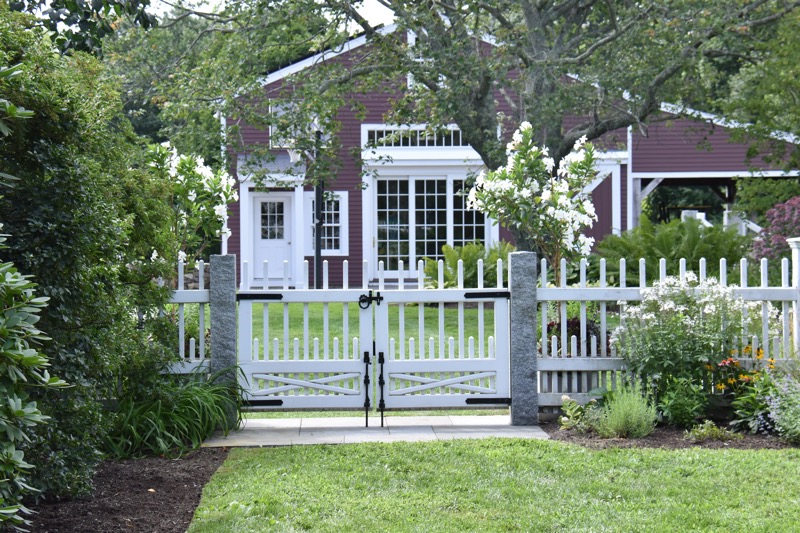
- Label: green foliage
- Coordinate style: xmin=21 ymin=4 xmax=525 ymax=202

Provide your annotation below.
xmin=730 ymin=372 xmax=776 ymax=434
xmin=594 ymin=382 xmax=657 ymax=439
xmin=146 ymin=143 xmax=237 ymax=263
xmin=642 ymin=185 xmax=726 ymax=225
xmin=560 ymin=384 xmax=656 ymax=439
xmin=423 ymin=241 xmax=514 ymax=288
xmin=684 ymin=420 xmax=743 ymax=443
xmin=594 ymin=218 xmax=751 ymax=286
xmin=103 ymin=2 xmax=331 ymax=167
xmin=767 ymin=367 xmax=800 ymax=444
xmin=613 ymin=274 xmax=775 ymax=399
xmin=734 ymin=177 xmax=800 ymax=225
xmin=0 ymin=9 xmax=176 ymax=498
xmin=0 ymin=233 xmax=67 ymax=530
xmin=558 ymin=396 xmax=598 ymax=434
xmin=658 ymin=378 xmax=708 ymax=428
xmin=10 ymin=0 xmax=156 ymax=55
xmin=104 ymin=370 xmax=241 ymax=458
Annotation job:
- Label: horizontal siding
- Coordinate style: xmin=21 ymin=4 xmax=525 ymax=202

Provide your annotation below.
xmin=631 ymin=119 xmax=788 ymax=173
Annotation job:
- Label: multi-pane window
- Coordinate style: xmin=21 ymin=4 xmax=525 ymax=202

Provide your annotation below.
xmin=376 ymin=179 xmax=410 ymax=271
xmin=303 ymin=191 xmax=348 ymax=256
xmin=376 ymin=177 xmax=486 ymax=272
xmin=453 ymin=179 xmax=485 ymax=244
xmin=311 ymin=197 xmax=341 ymax=251
xmin=261 ymin=201 xmax=285 ymax=239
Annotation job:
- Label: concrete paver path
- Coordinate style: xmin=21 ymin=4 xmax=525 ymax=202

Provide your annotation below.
xmin=203 ymin=415 xmax=549 ymax=447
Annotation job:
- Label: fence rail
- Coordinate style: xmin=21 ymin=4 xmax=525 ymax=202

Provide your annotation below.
xmin=168 ymin=249 xmax=800 ymax=410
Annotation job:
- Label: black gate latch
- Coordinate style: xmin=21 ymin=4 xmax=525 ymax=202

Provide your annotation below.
xmin=358 ymin=290 xmax=384 ymax=309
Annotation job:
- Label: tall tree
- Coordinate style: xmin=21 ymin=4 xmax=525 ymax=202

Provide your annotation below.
xmin=304 ymin=0 xmax=800 ymax=170
xmin=103 ymin=0 xmax=333 ymax=166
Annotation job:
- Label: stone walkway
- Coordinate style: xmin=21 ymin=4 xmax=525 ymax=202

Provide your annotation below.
xmin=203 ymin=415 xmax=549 ymax=447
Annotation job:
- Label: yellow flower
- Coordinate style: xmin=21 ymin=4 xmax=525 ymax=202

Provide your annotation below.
xmin=744 ymin=345 xmax=752 ymax=355
xmin=728 ymin=378 xmax=736 ymax=385
xmin=756 ymin=348 xmax=764 ymax=360
xmin=716 ymin=383 xmax=727 ymax=391
xmin=705 ymin=364 xmax=714 ymax=371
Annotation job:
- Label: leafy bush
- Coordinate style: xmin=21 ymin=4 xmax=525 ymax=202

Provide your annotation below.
xmin=751 ymin=196 xmax=800 ymax=285
xmin=767 ymin=368 xmax=800 ymax=444
xmin=559 ymin=396 xmax=599 ymax=434
xmin=612 ymin=273 xmax=776 ymax=398
xmin=684 ymin=420 xmax=743 ymax=443
xmin=423 ymin=241 xmax=514 ymax=288
xmin=594 ymin=218 xmax=751 ymax=286
xmin=0 ymin=12 xmax=178 ymax=498
xmin=730 ymin=371 xmax=776 ymax=434
xmin=658 ymin=378 xmax=708 ymax=428
xmin=560 ymin=384 xmax=656 ymax=439
xmin=0 ymin=234 xmax=66 ymax=530
xmin=594 ymin=382 xmax=657 ymax=439
xmin=104 ymin=370 xmax=241 ymax=458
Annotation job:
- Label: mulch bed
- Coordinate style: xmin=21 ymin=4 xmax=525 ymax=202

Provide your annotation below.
xmin=29 ymin=424 xmax=792 ymax=532
xmin=30 ymin=448 xmax=228 ymax=533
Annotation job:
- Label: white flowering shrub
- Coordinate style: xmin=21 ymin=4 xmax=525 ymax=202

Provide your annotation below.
xmin=612 ymin=273 xmax=778 ymax=395
xmin=148 ymin=143 xmax=238 ymax=265
xmin=468 ymin=123 xmax=597 ymax=280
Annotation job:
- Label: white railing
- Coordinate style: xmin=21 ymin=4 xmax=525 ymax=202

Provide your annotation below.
xmin=536 ymin=255 xmax=798 ymax=406
xmin=168 ymin=260 xmax=210 ymax=374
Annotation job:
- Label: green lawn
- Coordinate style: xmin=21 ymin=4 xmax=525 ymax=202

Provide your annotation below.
xmin=247 ymin=302 xmax=498 ymax=358
xmin=190 ymin=439 xmax=800 ymax=532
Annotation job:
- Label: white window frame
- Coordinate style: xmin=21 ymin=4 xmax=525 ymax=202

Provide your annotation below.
xmin=370 ymin=173 xmax=495 ymax=276
xmin=303 ymin=191 xmax=349 ymax=256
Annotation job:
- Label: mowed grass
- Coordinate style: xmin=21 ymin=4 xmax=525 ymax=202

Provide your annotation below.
xmin=248 ymin=302 xmax=498 ymax=359
xmin=189 ymin=439 xmax=800 ymax=532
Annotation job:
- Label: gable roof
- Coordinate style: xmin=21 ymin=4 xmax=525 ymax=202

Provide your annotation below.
xmin=259 ymin=24 xmax=397 ymax=87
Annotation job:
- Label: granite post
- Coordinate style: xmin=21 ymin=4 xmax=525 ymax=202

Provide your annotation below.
xmin=210 ymin=255 xmax=238 ymax=425
xmin=509 ymin=251 xmax=539 ymax=425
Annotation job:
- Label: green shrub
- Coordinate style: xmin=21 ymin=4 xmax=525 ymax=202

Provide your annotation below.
xmin=684 ymin=420 xmax=743 ymax=443
xmin=0 ymin=234 xmax=67 ymax=530
xmin=103 ymin=370 xmax=241 ymax=458
xmin=423 ymin=241 xmax=514 ymax=288
xmin=767 ymin=367 xmax=800 ymax=444
xmin=593 ymin=218 xmax=751 ymax=286
xmin=559 ymin=396 xmax=599 ymax=434
xmin=613 ymin=273 xmax=776 ymax=398
xmin=594 ymin=382 xmax=657 ymax=439
xmin=730 ymin=371 xmax=776 ymax=434
xmin=659 ymin=378 xmax=708 ymax=428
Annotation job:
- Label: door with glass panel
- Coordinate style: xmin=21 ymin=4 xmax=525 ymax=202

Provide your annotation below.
xmin=253 ymin=194 xmax=292 ymax=281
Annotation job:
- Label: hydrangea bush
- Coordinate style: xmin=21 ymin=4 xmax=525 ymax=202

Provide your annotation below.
xmin=148 ymin=143 xmax=238 ymax=266
xmin=468 ymin=122 xmax=597 ymax=281
xmin=612 ymin=273 xmax=779 ymax=397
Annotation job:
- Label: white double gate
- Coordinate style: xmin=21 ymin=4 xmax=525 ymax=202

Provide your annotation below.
xmin=236 ymin=285 xmax=511 ymax=423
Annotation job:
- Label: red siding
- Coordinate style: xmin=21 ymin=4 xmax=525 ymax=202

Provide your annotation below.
xmin=631 ymin=119 xmax=785 ymax=173
xmin=587 ymin=173 xmax=613 ymax=246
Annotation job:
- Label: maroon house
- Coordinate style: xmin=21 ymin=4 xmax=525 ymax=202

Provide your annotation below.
xmin=224 ymin=27 xmax=797 ymax=289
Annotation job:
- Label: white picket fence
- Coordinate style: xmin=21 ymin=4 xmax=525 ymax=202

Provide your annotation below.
xmin=536 ymin=256 xmax=797 ymax=406
xmin=168 ymin=253 xmax=800 ymax=409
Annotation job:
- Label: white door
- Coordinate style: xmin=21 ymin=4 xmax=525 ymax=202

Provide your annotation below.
xmin=253 ymin=195 xmax=292 ymax=281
